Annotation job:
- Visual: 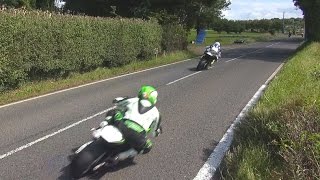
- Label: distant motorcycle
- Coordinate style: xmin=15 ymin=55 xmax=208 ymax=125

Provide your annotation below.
xmin=196 ymin=45 xmax=220 ymax=70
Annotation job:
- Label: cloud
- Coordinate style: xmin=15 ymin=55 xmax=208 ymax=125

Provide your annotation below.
xmin=222 ymin=0 xmax=303 ymax=20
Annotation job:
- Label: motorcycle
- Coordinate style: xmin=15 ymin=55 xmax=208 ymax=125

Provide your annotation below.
xmin=69 ymin=97 xmax=161 ymax=178
xmin=196 ymin=46 xmax=220 ymax=71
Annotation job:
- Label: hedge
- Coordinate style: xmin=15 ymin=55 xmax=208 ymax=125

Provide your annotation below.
xmin=0 ymin=9 xmax=166 ymax=91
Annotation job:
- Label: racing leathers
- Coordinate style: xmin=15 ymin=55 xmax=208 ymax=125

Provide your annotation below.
xmin=103 ymin=97 xmax=161 ymax=162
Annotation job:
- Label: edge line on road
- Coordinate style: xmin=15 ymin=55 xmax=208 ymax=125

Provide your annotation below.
xmin=0 ymin=107 xmax=115 ymax=160
xmin=0 ymin=58 xmax=197 ymax=109
xmin=193 ymin=63 xmax=284 ymax=180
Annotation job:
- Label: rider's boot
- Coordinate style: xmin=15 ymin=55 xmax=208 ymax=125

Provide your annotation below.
xmin=112 ymin=148 xmax=138 ymax=164
xmin=140 ymin=139 xmax=153 ymax=154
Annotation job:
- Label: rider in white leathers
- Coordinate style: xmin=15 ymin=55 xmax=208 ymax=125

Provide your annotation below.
xmin=100 ymin=85 xmax=161 ymax=163
xmin=205 ymin=42 xmax=221 ymax=59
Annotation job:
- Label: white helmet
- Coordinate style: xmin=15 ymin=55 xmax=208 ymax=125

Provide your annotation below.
xmin=213 ymin=42 xmax=220 ymax=47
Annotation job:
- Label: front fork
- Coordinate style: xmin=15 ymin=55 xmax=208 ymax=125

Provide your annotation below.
xmin=74 ymin=141 xmax=93 ymax=154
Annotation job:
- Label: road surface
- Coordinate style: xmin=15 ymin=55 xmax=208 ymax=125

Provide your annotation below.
xmin=0 ymin=38 xmax=302 ymax=180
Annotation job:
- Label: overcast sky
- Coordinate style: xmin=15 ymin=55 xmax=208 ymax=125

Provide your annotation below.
xmin=222 ymin=0 xmax=303 ymax=20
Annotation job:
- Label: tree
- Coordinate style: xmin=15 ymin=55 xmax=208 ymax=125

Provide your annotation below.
xmin=0 ymin=0 xmax=54 ymax=9
xmin=270 ymin=18 xmax=282 ymax=32
xmin=35 ymin=0 xmax=54 ymax=10
xmin=0 ymin=0 xmax=34 ymax=8
xmin=64 ymin=0 xmax=230 ymax=32
xmin=211 ymin=18 xmax=224 ymax=33
xmin=293 ymin=0 xmax=320 ymax=41
xmin=64 ymin=0 xmax=114 ymax=17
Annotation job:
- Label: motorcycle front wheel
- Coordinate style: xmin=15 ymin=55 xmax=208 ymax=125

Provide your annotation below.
xmin=196 ymin=59 xmax=208 ymax=70
xmin=70 ymin=138 xmax=107 ymax=179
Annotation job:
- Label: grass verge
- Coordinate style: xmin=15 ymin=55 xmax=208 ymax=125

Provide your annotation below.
xmin=0 ymin=51 xmax=195 ymax=106
xmin=220 ymin=42 xmax=320 ymax=179
xmin=188 ymin=30 xmax=287 ymax=46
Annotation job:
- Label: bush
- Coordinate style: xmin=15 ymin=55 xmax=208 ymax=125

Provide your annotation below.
xmin=161 ymin=23 xmax=187 ymax=52
xmin=0 ymin=9 xmax=162 ymax=90
xmin=269 ymin=29 xmax=276 ymax=35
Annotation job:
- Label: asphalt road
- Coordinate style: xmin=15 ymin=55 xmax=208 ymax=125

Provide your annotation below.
xmin=0 ymin=38 xmax=302 ymax=180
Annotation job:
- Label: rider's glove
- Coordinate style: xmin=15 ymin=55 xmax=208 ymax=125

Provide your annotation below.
xmin=114 ymin=111 xmax=124 ymax=121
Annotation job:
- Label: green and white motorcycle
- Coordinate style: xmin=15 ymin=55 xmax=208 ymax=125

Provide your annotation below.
xmin=70 ymin=97 xmax=161 ymax=179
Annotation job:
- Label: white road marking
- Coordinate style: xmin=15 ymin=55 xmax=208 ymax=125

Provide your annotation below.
xmin=0 ymin=58 xmax=197 ymax=109
xmin=166 ymin=71 xmax=202 ymax=85
xmin=226 ymin=42 xmax=280 ymax=63
xmin=266 ymin=42 xmax=280 ymax=47
xmin=193 ymin=63 xmax=285 ymax=180
xmin=225 ymin=55 xmax=246 ymax=62
xmin=0 ymin=107 xmax=115 ymax=160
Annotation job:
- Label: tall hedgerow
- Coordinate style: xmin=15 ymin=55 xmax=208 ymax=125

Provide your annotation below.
xmin=0 ymin=9 xmax=162 ymax=90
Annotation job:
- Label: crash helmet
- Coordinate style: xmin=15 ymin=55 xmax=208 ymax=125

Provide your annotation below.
xmin=138 ymin=85 xmax=158 ymax=105
xmin=213 ymin=42 xmax=221 ymax=48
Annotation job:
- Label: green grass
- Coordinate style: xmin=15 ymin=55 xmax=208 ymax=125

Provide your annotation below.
xmin=220 ymin=42 xmax=320 ymax=179
xmin=0 ymin=51 xmax=195 ymax=106
xmin=260 ymin=43 xmax=320 ymax=108
xmin=222 ymin=144 xmax=279 ymax=180
xmin=188 ymin=30 xmax=286 ymax=46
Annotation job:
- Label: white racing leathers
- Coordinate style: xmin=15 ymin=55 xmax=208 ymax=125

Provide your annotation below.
xmin=205 ymin=45 xmax=221 ymax=59
xmin=117 ymin=97 xmax=160 ymax=135
xmin=113 ymin=97 xmax=161 ymax=161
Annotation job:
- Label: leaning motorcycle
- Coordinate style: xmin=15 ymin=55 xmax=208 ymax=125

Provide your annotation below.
xmin=69 ymin=97 xmax=160 ymax=178
xmin=196 ymin=46 xmax=219 ymax=71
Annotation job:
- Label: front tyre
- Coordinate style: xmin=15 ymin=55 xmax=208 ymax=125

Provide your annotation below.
xmin=197 ymin=59 xmax=207 ymax=70
xmin=70 ymin=138 xmax=107 ymax=179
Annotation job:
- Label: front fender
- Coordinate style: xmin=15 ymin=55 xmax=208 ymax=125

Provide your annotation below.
xmin=75 ymin=141 xmax=93 ymax=154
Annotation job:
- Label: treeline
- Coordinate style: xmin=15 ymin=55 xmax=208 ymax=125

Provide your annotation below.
xmin=63 ymin=0 xmax=230 ymax=30
xmin=0 ymin=0 xmax=231 ymax=30
xmin=0 ymin=0 xmax=54 ymax=9
xmin=210 ymin=18 xmax=304 ymax=35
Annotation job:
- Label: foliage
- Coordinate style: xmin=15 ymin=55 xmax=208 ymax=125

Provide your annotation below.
xmin=0 ymin=0 xmax=54 ymax=9
xmin=64 ymin=0 xmax=230 ymax=30
xmin=276 ymin=102 xmax=320 ymax=179
xmin=211 ymin=18 xmax=304 ymax=35
xmin=161 ymin=24 xmax=187 ymax=52
xmin=293 ymin=0 xmax=320 ymax=41
xmin=0 ymin=9 xmax=162 ymax=91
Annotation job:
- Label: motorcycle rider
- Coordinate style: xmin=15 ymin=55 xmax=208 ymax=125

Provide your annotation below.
xmin=207 ymin=42 xmax=221 ymax=58
xmin=100 ymin=85 xmax=161 ymax=163
xmin=204 ymin=42 xmax=221 ymax=66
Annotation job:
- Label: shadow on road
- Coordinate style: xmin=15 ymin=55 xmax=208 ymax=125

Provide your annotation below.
xmin=188 ymin=67 xmax=198 ymax=72
xmin=58 ymin=163 xmax=72 ymax=180
xmin=88 ymin=159 xmax=136 ymax=180
xmin=201 ymin=140 xmax=219 ymax=162
xmin=57 ymin=150 xmax=136 ymax=180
